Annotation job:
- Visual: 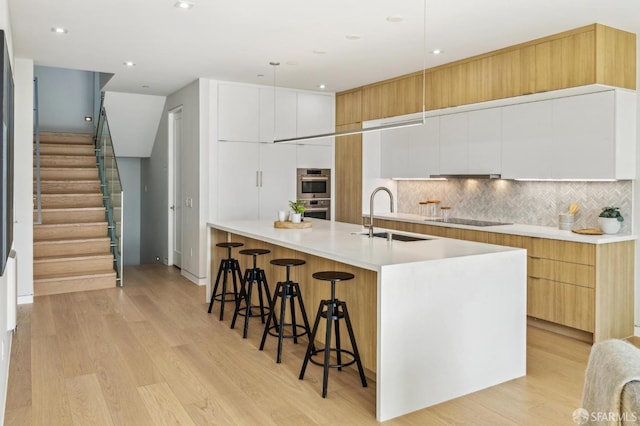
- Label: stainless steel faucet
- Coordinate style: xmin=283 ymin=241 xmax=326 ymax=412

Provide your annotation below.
xmin=365 ymin=186 xmax=394 ymax=238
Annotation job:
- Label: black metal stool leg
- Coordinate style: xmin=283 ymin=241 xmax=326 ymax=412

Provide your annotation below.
xmin=334 ymin=301 xmax=343 ymax=372
xmin=289 ymin=286 xmax=299 ymax=344
xmin=230 ymin=269 xmax=250 ymax=329
xmin=300 ymin=301 xmax=325 ymax=380
xmin=257 ymin=269 xmax=267 ymax=323
xmin=242 ymin=270 xmax=255 ymax=338
xmin=322 ymin=300 xmax=333 ymax=398
xmin=293 ymin=282 xmax=314 ymax=352
xmin=276 ymin=282 xmax=288 ymax=363
xmin=208 ymin=259 xmax=226 ymax=313
xmin=343 ymin=302 xmax=368 ymax=388
xmin=259 ymin=282 xmax=281 ymax=351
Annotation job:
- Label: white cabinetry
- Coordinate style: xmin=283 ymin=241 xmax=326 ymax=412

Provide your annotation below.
xmin=439 ymin=109 xmax=501 ymax=175
xmin=217 ymin=142 xmax=296 ymax=221
xmin=380 ymin=118 xmax=439 ymax=178
xmin=296 ymin=144 xmax=333 ymax=169
xmin=218 ymin=84 xmax=260 ymax=142
xmin=502 ymin=89 xmax=635 ymax=180
xmin=501 ymin=101 xmax=553 ymax=179
xmin=259 ymin=88 xmax=297 ymax=142
xmin=297 ymin=92 xmax=335 ymax=145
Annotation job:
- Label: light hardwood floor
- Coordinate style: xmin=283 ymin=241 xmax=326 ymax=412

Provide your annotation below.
xmin=5 ymin=265 xmax=594 ymax=425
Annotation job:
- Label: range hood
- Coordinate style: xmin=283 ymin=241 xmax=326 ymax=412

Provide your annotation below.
xmin=429 ymin=174 xmax=501 ymax=179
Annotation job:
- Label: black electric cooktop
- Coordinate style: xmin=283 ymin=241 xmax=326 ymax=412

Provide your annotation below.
xmin=425 ymin=218 xmax=511 ymax=227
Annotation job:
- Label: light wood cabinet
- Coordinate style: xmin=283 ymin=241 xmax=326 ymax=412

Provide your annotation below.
xmin=370 ymin=217 xmax=634 ymax=342
xmin=336 ymin=90 xmax=362 ymax=126
xmin=335 ymin=124 xmax=362 ymax=224
xmin=345 ymin=23 xmax=635 ymax=122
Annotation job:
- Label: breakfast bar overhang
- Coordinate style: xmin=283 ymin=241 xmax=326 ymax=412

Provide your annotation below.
xmin=207 ymin=219 xmax=527 ymax=421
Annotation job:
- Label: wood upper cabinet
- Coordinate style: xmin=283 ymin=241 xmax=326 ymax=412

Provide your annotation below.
xmin=336 ymin=90 xmax=362 ymax=126
xmin=349 ymin=24 xmax=635 ymax=121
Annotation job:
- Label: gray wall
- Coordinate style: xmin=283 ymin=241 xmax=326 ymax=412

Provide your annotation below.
xmin=141 ymin=80 xmax=200 ymax=266
xmin=34 ymin=65 xmax=95 ymax=134
xmin=118 ymin=158 xmax=141 ymax=265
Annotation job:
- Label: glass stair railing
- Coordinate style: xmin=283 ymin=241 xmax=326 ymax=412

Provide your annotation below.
xmin=95 ymin=106 xmax=123 ymax=285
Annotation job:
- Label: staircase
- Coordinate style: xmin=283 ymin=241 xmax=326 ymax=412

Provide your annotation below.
xmin=33 ymin=132 xmax=117 ymax=296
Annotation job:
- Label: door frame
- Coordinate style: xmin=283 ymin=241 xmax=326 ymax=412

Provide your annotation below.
xmin=167 ymin=105 xmax=183 ymax=266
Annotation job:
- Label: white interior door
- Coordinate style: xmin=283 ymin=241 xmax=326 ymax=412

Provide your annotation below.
xmin=171 ymin=108 xmax=183 ymax=267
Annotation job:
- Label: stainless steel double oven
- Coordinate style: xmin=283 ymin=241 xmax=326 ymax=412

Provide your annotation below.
xmin=296 ymin=168 xmax=331 ymax=220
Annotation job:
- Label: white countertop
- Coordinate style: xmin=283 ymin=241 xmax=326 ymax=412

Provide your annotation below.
xmin=369 ymin=212 xmax=636 ymax=244
xmin=208 ymin=218 xmax=522 ymax=272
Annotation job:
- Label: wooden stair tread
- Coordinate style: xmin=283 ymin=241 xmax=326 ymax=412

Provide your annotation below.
xmin=37 ymin=133 xmax=94 ymax=144
xmin=34 ymin=254 xmax=113 ymax=263
xmin=34 ymin=237 xmax=111 ymax=244
xmin=37 ymin=207 xmax=105 ymax=213
xmin=34 ymin=270 xmax=116 ymax=281
xmin=34 ymin=221 xmax=108 ymax=228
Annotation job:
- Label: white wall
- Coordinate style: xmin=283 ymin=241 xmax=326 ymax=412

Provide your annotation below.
xmin=34 ymin=65 xmax=95 ymax=134
xmin=103 ymin=92 xmax=166 ymax=157
xmin=118 ymin=158 xmax=141 ymax=265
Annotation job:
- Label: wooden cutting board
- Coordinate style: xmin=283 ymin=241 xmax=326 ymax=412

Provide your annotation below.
xmin=571 ymin=228 xmax=603 ymax=235
xmin=274 ymin=220 xmax=312 ymax=229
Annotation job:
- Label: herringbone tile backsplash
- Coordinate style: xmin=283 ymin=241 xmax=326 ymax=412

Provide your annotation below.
xmin=397 ymin=180 xmax=632 ymax=232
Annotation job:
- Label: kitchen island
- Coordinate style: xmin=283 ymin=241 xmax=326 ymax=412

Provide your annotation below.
xmin=207 ymin=219 xmax=527 ymax=421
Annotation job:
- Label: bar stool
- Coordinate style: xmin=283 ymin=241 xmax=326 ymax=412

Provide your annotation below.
xmin=208 ymin=242 xmax=244 ymax=320
xmin=299 ymin=271 xmax=367 ymax=398
xmin=259 ymin=259 xmax=312 ymax=363
xmin=231 ymin=248 xmax=272 ymax=338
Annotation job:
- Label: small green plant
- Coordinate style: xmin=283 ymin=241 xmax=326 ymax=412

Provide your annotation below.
xmin=599 ymin=207 xmax=624 ymax=222
xmin=289 ymin=199 xmax=306 ymax=214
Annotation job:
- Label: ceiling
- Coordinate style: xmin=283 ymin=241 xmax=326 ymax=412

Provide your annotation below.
xmin=7 ymin=0 xmax=640 ymax=96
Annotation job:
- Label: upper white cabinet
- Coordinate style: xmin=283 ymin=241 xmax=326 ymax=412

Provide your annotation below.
xmin=380 ymin=118 xmax=439 ymax=178
xmin=502 ymin=89 xmax=635 ymax=180
xmin=296 ymin=144 xmax=333 ymax=169
xmin=218 ymin=84 xmax=261 ymax=142
xmin=468 ymin=108 xmax=502 ymax=174
xmin=297 ymin=92 xmax=335 ymax=145
xmin=218 ymin=82 xmax=334 ymax=143
xmin=501 ymin=101 xmax=553 ymax=179
xmin=259 ymin=88 xmax=297 ymax=142
xmin=439 ymin=109 xmax=501 ymax=175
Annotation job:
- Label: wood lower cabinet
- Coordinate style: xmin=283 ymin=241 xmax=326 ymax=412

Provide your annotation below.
xmin=371 ymin=217 xmax=634 ymax=342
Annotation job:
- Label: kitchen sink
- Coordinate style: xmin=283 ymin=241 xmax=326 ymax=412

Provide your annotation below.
xmin=357 ymin=232 xmax=433 ymax=242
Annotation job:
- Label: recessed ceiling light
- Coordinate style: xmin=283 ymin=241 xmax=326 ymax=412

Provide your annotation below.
xmin=386 ymin=15 xmax=404 ymax=22
xmin=123 ymin=61 xmax=136 ymax=67
xmin=312 ymin=49 xmax=326 ymax=55
xmin=318 ymin=84 xmax=326 ymax=89
xmin=142 ymin=85 xmax=150 ymax=88
xmin=256 ymin=74 xmax=264 ymax=78
xmin=174 ymin=1 xmax=194 ymax=9
xmin=345 ymin=34 xmax=361 ymax=40
xmin=51 ymin=27 xmax=68 ymax=34
xmin=431 ymin=49 xmax=443 ymax=55
xmin=84 ymin=116 xmax=92 ymax=122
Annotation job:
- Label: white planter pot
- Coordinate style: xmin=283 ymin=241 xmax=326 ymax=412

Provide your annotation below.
xmin=598 ymin=217 xmax=621 ymax=234
xmin=291 ymin=213 xmax=302 ymax=223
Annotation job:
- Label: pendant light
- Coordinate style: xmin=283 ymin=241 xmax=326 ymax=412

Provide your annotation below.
xmin=273 ymin=0 xmax=427 ymax=144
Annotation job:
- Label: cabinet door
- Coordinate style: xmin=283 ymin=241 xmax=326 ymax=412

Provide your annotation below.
xmin=297 ymin=92 xmax=334 ymax=144
xmin=258 ymin=143 xmax=297 ymax=220
xmin=380 ymin=126 xmax=410 ymax=178
xmin=439 ymin=113 xmax=468 ymax=174
xmin=259 ymin=88 xmax=297 ymax=142
xmin=551 ymin=91 xmax=614 ymax=179
xmin=468 ymin=108 xmax=501 ymax=174
xmin=217 ymin=142 xmax=260 ymax=220
xmin=501 ymin=101 xmax=553 ymax=179
xmin=407 ymin=117 xmax=439 ymax=178
xmin=296 ymin=143 xmax=333 ymax=169
xmin=218 ymin=84 xmax=260 ymax=142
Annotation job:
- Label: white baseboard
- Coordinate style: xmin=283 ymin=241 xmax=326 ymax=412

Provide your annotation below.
xmin=18 ymin=295 xmax=33 ymax=305
xmin=181 ymin=269 xmax=206 ymax=286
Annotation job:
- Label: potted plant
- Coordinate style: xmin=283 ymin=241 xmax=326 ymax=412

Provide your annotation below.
xmin=289 ymin=199 xmax=306 ymax=223
xmin=598 ymin=207 xmax=624 ymax=234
